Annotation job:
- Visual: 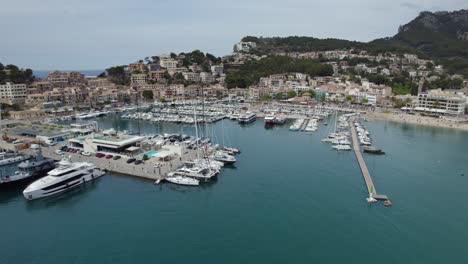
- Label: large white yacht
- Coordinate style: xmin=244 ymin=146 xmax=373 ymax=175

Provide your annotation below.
xmin=23 ymin=158 xmax=105 ymax=200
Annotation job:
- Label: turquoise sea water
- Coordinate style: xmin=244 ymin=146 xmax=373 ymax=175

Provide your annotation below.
xmin=1 ymin=115 xmax=468 ymax=264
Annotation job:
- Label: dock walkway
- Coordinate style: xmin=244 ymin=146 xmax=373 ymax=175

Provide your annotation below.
xmin=349 ymin=119 xmax=388 ymax=200
xmin=299 ymin=119 xmax=309 ymax=131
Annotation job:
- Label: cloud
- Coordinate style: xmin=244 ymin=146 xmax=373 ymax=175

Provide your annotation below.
xmin=401 ymin=2 xmax=421 ymax=9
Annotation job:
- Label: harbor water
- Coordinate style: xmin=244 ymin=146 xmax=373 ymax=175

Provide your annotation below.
xmin=1 ymin=115 xmax=468 ymax=263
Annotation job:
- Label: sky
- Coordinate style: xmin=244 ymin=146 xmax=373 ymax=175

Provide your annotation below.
xmin=0 ymin=0 xmax=466 ymax=70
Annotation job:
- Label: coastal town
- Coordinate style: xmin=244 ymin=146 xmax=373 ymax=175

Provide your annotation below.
xmin=1 ymin=37 xmax=468 ymax=199
xmin=2 ymin=3 xmax=468 ymax=263
xmin=1 ymin=40 xmax=467 ymax=127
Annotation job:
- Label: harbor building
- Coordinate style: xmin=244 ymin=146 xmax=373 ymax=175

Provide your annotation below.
xmin=69 ymin=133 xmax=145 ymax=154
xmin=416 ymin=89 xmax=467 ymax=115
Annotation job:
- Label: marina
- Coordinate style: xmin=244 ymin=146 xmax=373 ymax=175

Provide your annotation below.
xmin=1 ymin=115 xmax=468 ymax=263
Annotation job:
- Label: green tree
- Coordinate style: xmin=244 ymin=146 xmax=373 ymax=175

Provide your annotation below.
xmin=274 ymin=93 xmax=285 ymax=100
xmin=225 ymin=56 xmax=333 ymax=88
xmin=287 ymin=90 xmax=297 ymax=98
xmin=142 ymin=90 xmax=154 ymax=101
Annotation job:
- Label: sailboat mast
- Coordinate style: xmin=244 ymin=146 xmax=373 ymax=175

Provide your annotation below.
xmin=193 ymin=101 xmax=200 ymax=160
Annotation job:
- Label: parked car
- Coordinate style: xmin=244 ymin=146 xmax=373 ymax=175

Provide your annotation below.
xmin=105 ymin=154 xmax=113 ymax=159
xmin=55 ymin=149 xmax=63 ymax=155
xmin=60 ymin=145 xmax=68 ymax=151
xmin=112 ymin=155 xmax=121 ymax=160
xmin=81 ymin=151 xmax=91 ymax=156
xmin=126 ymin=158 xmax=136 ymax=164
xmin=154 ymin=163 xmax=161 ymax=168
xmin=134 ymin=160 xmax=143 ymax=165
xmin=96 ymin=153 xmax=105 ymax=158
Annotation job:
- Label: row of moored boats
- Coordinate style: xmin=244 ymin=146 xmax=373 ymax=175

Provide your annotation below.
xmin=0 ymin=145 xmax=106 ymax=200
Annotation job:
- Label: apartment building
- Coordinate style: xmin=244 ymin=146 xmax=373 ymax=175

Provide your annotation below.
xmin=128 ymin=61 xmax=146 ymax=73
xmin=0 ymin=82 xmax=27 ymax=104
xmin=131 ymin=73 xmax=148 ymax=85
xmin=149 ymin=70 xmax=166 ymax=81
xmin=200 ymin=72 xmax=213 ymax=83
xmin=46 ymin=71 xmax=85 ymax=87
xmin=46 ymin=71 xmax=69 ymax=87
xmin=160 ymin=58 xmax=178 ymax=69
xmin=416 ymin=89 xmax=467 ymax=115
xmin=211 ymin=65 xmax=224 ymax=76
xmin=183 ymin=72 xmax=200 ymax=82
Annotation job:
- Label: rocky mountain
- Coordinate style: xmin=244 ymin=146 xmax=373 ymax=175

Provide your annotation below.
xmin=392 ymin=10 xmax=468 ymax=56
xmin=241 ymin=9 xmax=468 ymax=76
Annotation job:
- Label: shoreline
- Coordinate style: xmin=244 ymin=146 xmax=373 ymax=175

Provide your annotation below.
xmin=364 ymin=112 xmax=468 ymax=131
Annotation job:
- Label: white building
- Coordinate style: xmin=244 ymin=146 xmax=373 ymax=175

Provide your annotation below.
xmin=0 ymin=82 xmax=27 ymax=104
xmin=211 ymin=65 xmax=224 ymax=76
xmin=183 ymin=72 xmax=200 ymax=82
xmin=160 ymin=58 xmax=178 ymax=69
xmin=200 ymin=72 xmax=213 ymax=83
xmin=416 ymin=89 xmax=467 ymax=115
xmin=233 ymin=42 xmax=257 ymax=53
xmin=357 ymin=92 xmax=377 ymax=106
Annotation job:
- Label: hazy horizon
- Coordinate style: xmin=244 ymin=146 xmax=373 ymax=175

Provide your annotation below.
xmin=1 ymin=0 xmax=467 ymax=70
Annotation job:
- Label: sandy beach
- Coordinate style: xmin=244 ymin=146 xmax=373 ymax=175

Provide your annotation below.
xmin=365 ymin=111 xmax=468 ymax=131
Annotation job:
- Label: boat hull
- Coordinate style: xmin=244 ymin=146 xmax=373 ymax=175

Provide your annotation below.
xmin=0 ymin=175 xmax=41 ymax=189
xmin=23 ymin=169 xmax=105 ymax=201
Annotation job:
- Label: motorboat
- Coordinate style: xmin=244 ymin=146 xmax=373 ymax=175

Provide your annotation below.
xmin=0 ymin=145 xmax=55 ymax=188
xmin=212 ymin=151 xmax=236 ymax=164
xmin=264 ymin=114 xmax=276 ymax=125
xmin=165 ymin=175 xmax=199 ymax=186
xmin=0 ymin=152 xmax=30 ymax=166
xmin=23 ymin=158 xmax=105 ymax=200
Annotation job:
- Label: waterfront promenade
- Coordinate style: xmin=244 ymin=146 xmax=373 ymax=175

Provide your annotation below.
xmin=349 ymin=119 xmax=388 ymax=200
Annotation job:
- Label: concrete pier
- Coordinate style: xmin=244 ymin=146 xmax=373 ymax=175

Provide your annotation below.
xmin=1 ymin=141 xmax=198 ymax=181
xmin=349 ymin=119 xmax=388 ymax=200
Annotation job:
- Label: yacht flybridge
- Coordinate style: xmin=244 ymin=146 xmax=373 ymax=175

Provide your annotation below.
xmin=23 ymin=158 xmax=105 ymax=200
xmin=238 ymin=112 xmax=256 ymax=124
